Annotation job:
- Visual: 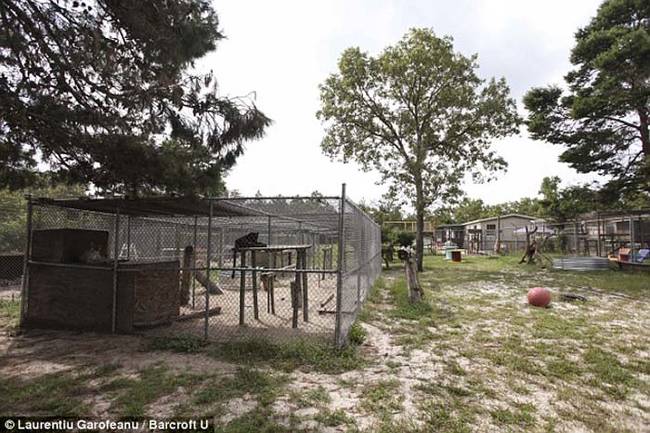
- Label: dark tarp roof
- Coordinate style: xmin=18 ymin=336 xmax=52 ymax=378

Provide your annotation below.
xmin=32 ymin=196 xmax=263 ymax=218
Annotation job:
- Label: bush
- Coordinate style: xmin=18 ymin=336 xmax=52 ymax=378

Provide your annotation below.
xmin=396 ymin=231 xmax=415 ymax=247
xmin=381 ymin=226 xmax=397 ymax=244
xmin=348 ymin=321 xmax=367 ymax=345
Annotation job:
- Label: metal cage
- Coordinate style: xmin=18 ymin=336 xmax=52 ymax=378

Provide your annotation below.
xmin=17 ymin=185 xmax=381 ymax=347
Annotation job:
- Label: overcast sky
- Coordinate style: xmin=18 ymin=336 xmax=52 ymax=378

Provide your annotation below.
xmin=199 ymin=0 xmax=604 ymax=205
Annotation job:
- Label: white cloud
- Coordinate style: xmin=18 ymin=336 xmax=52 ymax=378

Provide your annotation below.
xmin=200 ymin=0 xmax=604 ymax=204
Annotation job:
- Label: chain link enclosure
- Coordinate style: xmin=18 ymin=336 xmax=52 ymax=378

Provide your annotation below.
xmin=17 ymin=187 xmax=381 ymax=346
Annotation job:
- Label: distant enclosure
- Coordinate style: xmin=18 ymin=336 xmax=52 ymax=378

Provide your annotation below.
xmin=432 ymin=211 xmax=650 ymax=258
xmin=17 ymin=188 xmax=381 ymax=347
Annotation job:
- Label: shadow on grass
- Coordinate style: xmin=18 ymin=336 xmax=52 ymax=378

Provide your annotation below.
xmin=147 ymin=335 xmax=366 ymax=374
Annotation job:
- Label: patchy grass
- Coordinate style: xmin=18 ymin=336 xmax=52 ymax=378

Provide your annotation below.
xmin=145 ymin=334 xmax=366 ymax=374
xmin=360 ymin=379 xmax=403 ymax=420
xmin=205 ymin=338 xmax=365 ymax=374
xmin=0 ymin=370 xmax=90 ymax=416
xmin=104 ymin=365 xmax=200 ymax=417
xmin=214 ymin=408 xmax=292 ymax=433
xmin=583 ymin=347 xmax=637 ymax=399
xmin=420 ymin=254 xmax=650 ymax=297
xmin=314 ymin=408 xmax=355 ymax=427
xmin=489 ymin=403 xmax=536 ymax=428
xmin=1 ymin=254 xmax=647 ymax=431
xmin=194 ymin=367 xmax=287 ymax=408
xmin=147 ymin=335 xmax=207 ymax=353
xmin=0 ymin=298 xmax=20 ymax=329
xmin=370 ymin=254 xmax=649 ymax=432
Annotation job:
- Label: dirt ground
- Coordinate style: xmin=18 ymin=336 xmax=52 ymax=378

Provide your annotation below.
xmin=1 ymin=255 xmax=648 ymax=432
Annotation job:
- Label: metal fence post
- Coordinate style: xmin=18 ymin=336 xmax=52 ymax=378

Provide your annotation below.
xmin=267 ymin=216 xmax=272 ymax=244
xmin=205 ymin=201 xmax=213 ymax=340
xmin=192 ymin=216 xmax=198 ymax=310
xmin=596 ymin=212 xmax=602 ymax=257
xmin=356 ymin=220 xmax=362 ymax=312
xmin=217 ymin=227 xmax=223 ymax=268
xmin=19 ymin=195 xmax=33 ymax=328
xmin=112 ymin=208 xmax=120 ymax=334
xmin=126 ymin=215 xmax=131 ymax=260
xmin=334 ymin=183 xmax=346 ymax=347
xmin=629 ymin=214 xmax=634 ymax=261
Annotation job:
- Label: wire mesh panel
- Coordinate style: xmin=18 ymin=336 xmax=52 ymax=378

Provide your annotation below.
xmin=0 ymin=203 xmax=26 ymax=297
xmin=18 ymin=192 xmax=381 ymax=346
xmin=336 ymin=198 xmax=382 ymax=346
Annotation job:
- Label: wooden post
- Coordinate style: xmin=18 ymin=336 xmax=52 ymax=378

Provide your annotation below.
xmin=19 ymin=195 xmax=33 ymax=328
xmin=405 ymin=256 xmax=422 ymax=303
xmin=573 ymin=221 xmax=579 ymax=256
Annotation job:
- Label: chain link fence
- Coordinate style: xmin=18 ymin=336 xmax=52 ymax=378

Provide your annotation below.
xmin=0 ymin=204 xmax=26 ymax=301
xmin=18 ymin=188 xmax=381 ymax=346
xmin=432 ymin=210 xmax=650 ymax=264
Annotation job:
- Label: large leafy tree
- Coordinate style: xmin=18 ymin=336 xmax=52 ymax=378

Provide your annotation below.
xmin=0 ymin=0 xmax=270 ymax=195
xmin=317 ymin=28 xmax=520 ymax=271
xmin=524 ymin=0 xmax=650 ymax=200
xmin=0 ymin=179 xmax=85 ymax=252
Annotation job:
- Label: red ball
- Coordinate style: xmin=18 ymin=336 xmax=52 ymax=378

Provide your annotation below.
xmin=527 ymin=287 xmax=551 ymax=307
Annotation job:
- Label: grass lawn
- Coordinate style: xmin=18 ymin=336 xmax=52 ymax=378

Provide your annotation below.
xmin=0 ymin=255 xmax=648 ymax=432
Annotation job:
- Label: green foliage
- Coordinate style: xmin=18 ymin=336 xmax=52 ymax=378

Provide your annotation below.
xmin=537 ymin=176 xmax=599 ymax=221
xmin=434 ymin=196 xmax=543 ymax=225
xmin=358 ymin=197 xmax=403 ymax=227
xmin=395 ymin=231 xmax=416 ymax=247
xmin=523 ymin=0 xmax=650 ymax=200
xmin=317 ymin=28 xmax=520 ymax=269
xmin=0 ymin=0 xmax=270 ymax=194
xmin=0 ymin=183 xmax=85 ymax=252
xmin=348 ymin=321 xmax=367 ymax=345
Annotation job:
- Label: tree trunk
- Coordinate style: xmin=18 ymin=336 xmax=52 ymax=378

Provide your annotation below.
xmin=494 ymin=214 xmax=501 ymax=254
xmin=639 ymin=108 xmax=649 ymax=157
xmin=415 ymin=178 xmax=425 ymax=272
